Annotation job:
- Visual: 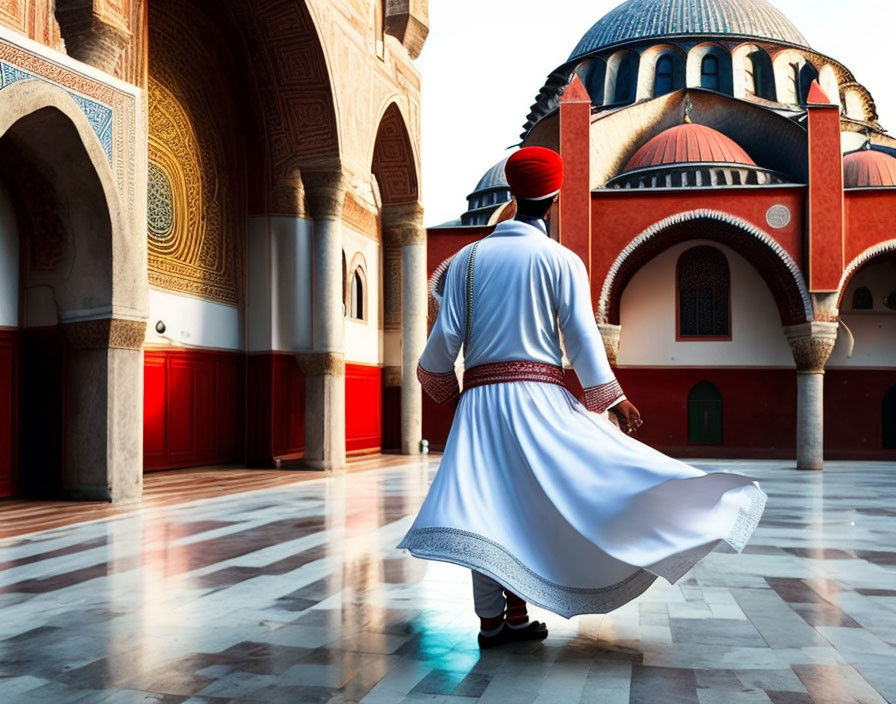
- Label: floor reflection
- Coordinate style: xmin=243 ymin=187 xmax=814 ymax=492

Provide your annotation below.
xmin=0 ymin=459 xmax=894 ymax=703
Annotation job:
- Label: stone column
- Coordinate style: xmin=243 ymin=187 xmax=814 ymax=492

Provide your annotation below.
xmin=385 ymin=203 xmax=426 ymax=455
xmin=785 ymin=321 xmax=839 ymax=471
xmin=301 ymin=168 xmax=347 ymax=470
xmin=62 ymin=317 xmax=146 ymax=502
xmin=55 ymin=1 xmax=131 ymax=73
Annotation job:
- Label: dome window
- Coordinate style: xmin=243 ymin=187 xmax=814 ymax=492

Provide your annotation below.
xmin=655 ymin=55 xmax=675 ymax=96
xmin=614 ymin=52 xmax=638 ymax=104
xmin=701 ymin=55 xmax=720 ymax=91
xmin=852 ymin=286 xmax=873 ymax=310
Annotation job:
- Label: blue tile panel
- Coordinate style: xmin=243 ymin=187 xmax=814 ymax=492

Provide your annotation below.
xmin=0 ymin=60 xmax=114 ymax=163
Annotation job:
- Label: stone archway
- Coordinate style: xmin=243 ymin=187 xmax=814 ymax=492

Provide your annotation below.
xmin=372 ymin=102 xmax=424 ymax=455
xmin=597 ymin=209 xmax=833 ymax=470
xmin=838 ymin=240 xmax=896 ymax=308
xmin=598 ymin=209 xmax=813 ymax=328
xmin=0 ymin=81 xmax=147 ymax=501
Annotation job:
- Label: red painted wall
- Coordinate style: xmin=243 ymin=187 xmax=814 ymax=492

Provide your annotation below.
xmin=247 ymin=352 xmax=305 ymax=466
xmin=826 ymin=369 xmax=896 ymax=460
xmin=346 ymin=363 xmax=382 ymax=455
xmin=844 ymin=190 xmax=896 ymax=265
xmin=615 ymin=368 xmax=797 ymax=458
xmin=590 ymin=187 xmax=805 ymax=303
xmin=0 ymin=329 xmax=16 ymax=498
xmin=144 ymin=349 xmax=245 ymax=471
xmin=427 ymin=227 xmax=491 ymax=277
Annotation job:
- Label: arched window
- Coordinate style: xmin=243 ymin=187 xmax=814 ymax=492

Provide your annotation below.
xmin=654 ymin=55 xmax=675 ymax=96
xmin=799 ymin=62 xmax=819 ymax=103
xmin=614 ymin=53 xmax=638 ymax=104
xmin=350 ymin=268 xmax=365 ymax=320
xmin=852 ymin=286 xmax=873 ymax=310
xmin=701 ymin=55 xmax=720 ymax=91
xmin=884 ymin=387 xmax=896 ymax=449
xmin=678 ymin=246 xmax=730 ymax=338
xmin=746 ymin=51 xmax=774 ymax=100
xmin=688 ymin=382 xmax=723 ymax=444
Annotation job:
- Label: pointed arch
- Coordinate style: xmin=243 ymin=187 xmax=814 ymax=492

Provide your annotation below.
xmin=371 ymin=102 xmax=419 ymax=207
xmin=598 ymin=210 xmax=812 ymax=327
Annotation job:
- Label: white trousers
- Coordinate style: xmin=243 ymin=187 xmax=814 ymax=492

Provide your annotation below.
xmin=472 ymin=570 xmax=507 ymax=618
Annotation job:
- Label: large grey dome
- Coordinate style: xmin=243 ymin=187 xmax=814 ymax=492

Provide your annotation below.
xmin=472 ymin=157 xmax=509 ymax=193
xmin=569 ymin=0 xmax=810 ymax=60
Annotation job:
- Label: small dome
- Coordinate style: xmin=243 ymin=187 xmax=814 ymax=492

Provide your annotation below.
xmin=472 ymin=157 xmax=510 ymax=193
xmin=843 ymin=149 xmax=896 ymax=188
xmin=570 ymin=0 xmax=809 ymax=60
xmin=625 ymin=123 xmax=755 ymax=171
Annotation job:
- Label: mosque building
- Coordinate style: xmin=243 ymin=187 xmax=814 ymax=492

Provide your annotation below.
xmin=0 ymin=0 xmax=430 ymax=501
xmin=427 ymin=0 xmax=896 ymax=469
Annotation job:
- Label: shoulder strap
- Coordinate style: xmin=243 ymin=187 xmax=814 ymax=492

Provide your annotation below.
xmin=463 ymin=240 xmax=481 ymax=350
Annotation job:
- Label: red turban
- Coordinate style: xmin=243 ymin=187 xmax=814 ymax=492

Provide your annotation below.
xmin=504 ymin=147 xmax=564 ymax=200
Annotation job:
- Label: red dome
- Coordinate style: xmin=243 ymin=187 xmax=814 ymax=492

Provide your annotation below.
xmin=843 ymin=149 xmax=896 ymax=187
xmin=625 ymin=123 xmax=756 ymax=172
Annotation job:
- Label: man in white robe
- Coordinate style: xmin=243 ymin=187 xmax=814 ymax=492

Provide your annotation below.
xmin=399 ymin=147 xmax=766 ymax=648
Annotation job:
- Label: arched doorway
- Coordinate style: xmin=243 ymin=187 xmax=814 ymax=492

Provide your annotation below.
xmin=688 ymin=382 xmax=723 ymax=445
xmin=883 ymin=387 xmax=896 ymax=450
xmin=371 ymin=103 xmax=422 ymax=454
xmin=0 ymin=81 xmax=147 ymax=501
xmin=830 ymin=244 xmax=896 ymax=457
xmin=599 ymin=211 xmax=809 ymax=457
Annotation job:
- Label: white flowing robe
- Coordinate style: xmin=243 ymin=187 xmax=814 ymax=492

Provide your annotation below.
xmin=398 ymin=219 xmax=766 ymax=617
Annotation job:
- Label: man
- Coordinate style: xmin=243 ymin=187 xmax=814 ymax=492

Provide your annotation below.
xmin=399 ymin=147 xmax=766 ymax=648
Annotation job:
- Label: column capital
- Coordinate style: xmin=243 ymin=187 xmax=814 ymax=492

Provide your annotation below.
xmin=296 ymin=352 xmax=345 ymax=377
xmin=303 ymin=166 xmax=348 ymax=221
xmin=382 ymin=202 xmax=425 ymax=245
xmin=784 ymin=321 xmax=839 ymax=372
xmin=597 ymin=322 xmax=622 ymax=367
xmin=63 ymin=318 xmax=146 ymax=351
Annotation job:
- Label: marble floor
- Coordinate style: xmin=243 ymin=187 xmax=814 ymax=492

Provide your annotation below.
xmin=0 ymin=458 xmax=894 ymax=704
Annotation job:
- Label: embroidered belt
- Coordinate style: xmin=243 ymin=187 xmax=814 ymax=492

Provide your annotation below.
xmin=463 ymin=361 xmax=565 ymax=391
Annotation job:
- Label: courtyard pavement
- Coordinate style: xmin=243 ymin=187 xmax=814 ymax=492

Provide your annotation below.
xmin=0 ymin=458 xmax=894 ymax=703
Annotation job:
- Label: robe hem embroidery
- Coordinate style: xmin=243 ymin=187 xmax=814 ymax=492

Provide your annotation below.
xmin=399 ymin=527 xmax=658 ymax=618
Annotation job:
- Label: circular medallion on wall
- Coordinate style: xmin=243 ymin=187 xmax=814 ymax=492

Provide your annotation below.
xmin=766 ymin=204 xmax=792 ymax=229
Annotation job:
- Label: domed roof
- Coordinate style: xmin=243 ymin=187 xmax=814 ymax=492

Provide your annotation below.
xmin=472 ymin=157 xmax=510 ymax=193
xmin=624 ymin=123 xmax=756 ymax=171
xmin=570 ymin=0 xmax=809 ymax=60
xmin=843 ymin=149 xmax=896 ymax=187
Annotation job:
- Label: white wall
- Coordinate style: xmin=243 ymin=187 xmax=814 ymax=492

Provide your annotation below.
xmin=145 ymin=288 xmax=243 ymax=351
xmin=247 ymin=215 xmax=313 ymax=353
xmin=343 ymin=226 xmax=382 ymax=365
xmin=0 ymin=182 xmax=19 ymax=327
xmin=829 ymin=260 xmax=896 ymax=368
xmin=617 ymin=240 xmax=794 ymax=367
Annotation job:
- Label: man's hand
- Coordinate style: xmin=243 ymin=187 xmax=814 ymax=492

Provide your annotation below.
xmin=610 ymin=400 xmax=642 ymax=435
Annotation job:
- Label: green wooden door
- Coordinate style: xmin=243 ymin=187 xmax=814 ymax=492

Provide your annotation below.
xmin=688 ymin=381 xmax=723 ymax=445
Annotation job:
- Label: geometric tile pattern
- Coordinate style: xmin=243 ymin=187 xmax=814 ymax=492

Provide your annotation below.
xmin=0 ymin=60 xmax=114 ymax=163
xmin=0 ymin=460 xmax=894 ymax=703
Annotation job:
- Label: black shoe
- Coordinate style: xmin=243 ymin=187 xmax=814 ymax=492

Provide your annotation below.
xmin=477 ymin=621 xmax=549 ymax=649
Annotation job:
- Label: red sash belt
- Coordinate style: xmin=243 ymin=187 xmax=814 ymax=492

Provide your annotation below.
xmin=463 ymin=361 xmax=565 ymax=391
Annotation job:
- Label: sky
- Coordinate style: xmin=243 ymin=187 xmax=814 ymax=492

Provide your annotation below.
xmin=416 ymin=0 xmax=896 ymax=227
